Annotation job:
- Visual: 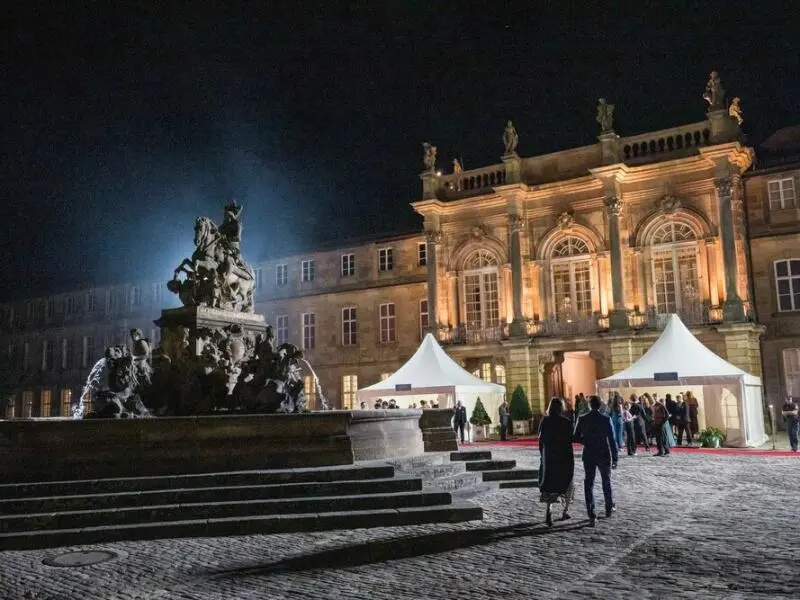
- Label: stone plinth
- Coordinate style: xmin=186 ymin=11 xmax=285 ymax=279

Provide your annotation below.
xmin=156 ymin=305 xmax=268 ymax=356
xmin=419 ymin=408 xmax=458 ymax=452
xmin=349 ymin=409 xmax=425 ymax=460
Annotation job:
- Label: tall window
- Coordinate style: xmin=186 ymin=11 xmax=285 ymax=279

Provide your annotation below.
xmin=276 ymin=264 xmax=288 ymax=286
xmin=152 ymin=283 xmax=163 ymax=304
xmin=253 ymin=268 xmax=263 ymax=290
xmin=60 ymin=389 xmax=72 ymax=417
xmin=783 ymin=349 xmax=800 ymax=398
xmin=650 ymin=223 xmax=698 ymax=314
xmin=419 ymin=299 xmax=429 ymax=339
xmin=87 ymin=292 xmax=96 ymax=313
xmin=45 ymin=298 xmax=54 ymax=321
xmin=342 ymin=307 xmax=357 ymax=345
xmin=42 ymin=340 xmax=53 ymax=371
xmin=22 ymin=390 xmax=33 ymax=418
xmin=301 ymin=260 xmax=315 ymax=282
xmin=131 ymin=286 xmax=142 ymax=307
xmin=342 ymin=375 xmax=358 ymax=409
xmin=302 ymin=313 xmax=316 ymax=349
xmin=66 ymin=296 xmax=76 ymax=315
xmin=418 ymin=243 xmax=427 ymax=266
xmin=378 ymin=248 xmax=393 ymax=272
xmin=495 ymin=364 xmax=507 ymax=386
xmin=768 ymin=177 xmax=796 ymax=210
xmin=464 ymin=250 xmax=500 ymax=329
xmin=379 ymin=303 xmax=396 ymax=343
xmin=551 ymin=237 xmax=593 ymax=319
xmin=304 ymin=374 xmax=317 ymax=409
xmin=40 ymin=390 xmax=52 ymax=417
xmin=106 ymin=290 xmax=116 ymax=312
xmin=775 ymin=259 xmax=800 ymax=312
xmin=61 ymin=338 xmax=72 ymax=369
xmin=341 ymin=254 xmax=355 ymax=277
xmin=276 ymin=315 xmax=289 ymax=344
xmin=23 ymin=342 xmax=30 ymax=372
xmin=82 ymin=336 xmax=94 ymax=368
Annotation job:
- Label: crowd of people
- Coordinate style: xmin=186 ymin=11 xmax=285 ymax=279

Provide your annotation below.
xmin=358 ymin=398 xmax=440 ymax=410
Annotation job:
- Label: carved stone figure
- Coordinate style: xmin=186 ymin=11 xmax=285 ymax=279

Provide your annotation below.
xmin=130 ymin=328 xmax=153 ymax=387
xmin=91 ymin=345 xmax=151 ymax=419
xmin=557 ymin=211 xmax=575 ymax=230
xmin=703 ymin=71 xmax=726 ymax=111
xmin=604 ymin=196 xmax=623 ymax=217
xmin=171 ymin=203 xmax=256 ymax=313
xmin=596 ymin=98 xmax=615 ymax=133
xmin=502 ymin=120 xmax=519 ymax=154
xmin=471 ymin=225 xmax=486 ymax=239
xmin=422 ymin=142 xmax=437 ymax=171
xmin=452 ymin=158 xmax=463 ymax=175
xmin=659 ymin=195 xmax=682 ymax=215
xmin=729 ymin=97 xmax=743 ymax=125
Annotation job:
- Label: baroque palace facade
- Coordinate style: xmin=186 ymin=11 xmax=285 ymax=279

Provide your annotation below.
xmin=2 ymin=74 xmax=800 ymax=427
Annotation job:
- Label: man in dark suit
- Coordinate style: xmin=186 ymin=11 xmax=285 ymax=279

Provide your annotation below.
xmin=499 ymin=399 xmax=511 ymax=441
xmin=675 ymin=394 xmax=692 ymax=446
xmin=573 ymin=395 xmax=618 ymax=527
xmin=453 ymin=400 xmax=468 ymax=443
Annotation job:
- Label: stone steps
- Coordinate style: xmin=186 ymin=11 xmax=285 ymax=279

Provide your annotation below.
xmin=482 ymin=468 xmax=539 ymax=482
xmin=0 ymin=502 xmax=483 ymax=552
xmin=450 ymin=450 xmax=492 ymax=461
xmin=0 ymin=465 xmax=396 ymax=499
xmin=464 ymin=459 xmax=517 ymax=472
xmin=498 ymin=479 xmax=540 ymax=489
xmin=427 ymin=471 xmax=483 ymax=492
xmin=0 ymin=491 xmax=453 ymax=533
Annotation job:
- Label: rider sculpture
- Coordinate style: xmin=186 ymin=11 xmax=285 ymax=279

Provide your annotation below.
xmin=171 ymin=201 xmax=256 ymax=313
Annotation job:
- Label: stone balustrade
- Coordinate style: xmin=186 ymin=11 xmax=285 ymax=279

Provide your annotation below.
xmin=439 ymin=164 xmax=507 ymax=195
xmin=621 ymin=122 xmax=711 ymax=162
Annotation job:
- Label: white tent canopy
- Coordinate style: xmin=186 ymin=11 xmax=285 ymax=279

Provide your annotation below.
xmin=597 ymin=314 xmax=766 ymax=447
xmin=357 ymin=334 xmax=505 ymax=431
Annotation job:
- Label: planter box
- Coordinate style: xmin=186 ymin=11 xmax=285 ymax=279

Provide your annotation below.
xmin=513 ymin=421 xmax=530 ymax=435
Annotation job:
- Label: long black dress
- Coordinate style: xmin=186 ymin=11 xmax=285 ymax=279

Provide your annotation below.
xmin=538 ymin=414 xmax=575 ymax=503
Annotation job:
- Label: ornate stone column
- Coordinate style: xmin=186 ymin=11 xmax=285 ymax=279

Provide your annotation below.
xmin=508 ymin=214 xmax=527 ymax=337
xmin=424 ymin=230 xmax=442 ymax=336
xmin=714 ymin=178 xmax=745 ymax=321
xmin=446 ymin=272 xmax=459 ymax=328
xmin=634 ymin=249 xmax=648 ymax=311
xmin=605 ymin=196 xmax=628 ymax=329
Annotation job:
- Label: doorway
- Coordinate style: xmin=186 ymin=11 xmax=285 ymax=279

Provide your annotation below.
xmin=546 ymin=351 xmax=598 ymax=403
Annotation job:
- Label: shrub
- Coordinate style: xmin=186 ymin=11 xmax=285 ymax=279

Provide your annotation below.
xmin=469 ymin=397 xmax=492 ymax=426
xmin=509 ymin=385 xmax=532 ymax=421
xmin=699 ymin=427 xmax=726 ymax=448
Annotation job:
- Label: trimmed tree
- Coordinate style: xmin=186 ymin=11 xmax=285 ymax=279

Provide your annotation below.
xmin=470 ymin=397 xmax=492 ymax=426
xmin=509 ymin=385 xmax=532 ymax=421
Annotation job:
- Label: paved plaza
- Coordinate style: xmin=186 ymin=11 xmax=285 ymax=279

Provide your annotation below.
xmin=1 ymin=445 xmax=798 ymax=600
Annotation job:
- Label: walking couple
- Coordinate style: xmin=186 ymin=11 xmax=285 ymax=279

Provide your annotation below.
xmin=538 ymin=395 xmax=618 ymax=527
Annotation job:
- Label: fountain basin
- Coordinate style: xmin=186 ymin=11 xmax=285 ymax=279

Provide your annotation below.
xmin=0 ymin=410 xmax=431 ymax=483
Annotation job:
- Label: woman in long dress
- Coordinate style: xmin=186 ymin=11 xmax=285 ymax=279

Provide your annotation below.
xmin=538 ymin=397 xmax=575 ymax=527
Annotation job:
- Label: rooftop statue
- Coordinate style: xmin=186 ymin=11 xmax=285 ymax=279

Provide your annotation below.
xmin=502 ymin=120 xmax=519 ymax=154
xmin=170 ymin=201 xmax=255 ymax=313
xmin=703 ymin=71 xmax=726 ymax=111
xmin=422 ymin=142 xmax=437 ymax=171
xmin=452 ymin=158 xmax=463 ymax=175
xmin=596 ymin=98 xmax=615 ymax=133
xmin=729 ymin=97 xmax=744 ymax=125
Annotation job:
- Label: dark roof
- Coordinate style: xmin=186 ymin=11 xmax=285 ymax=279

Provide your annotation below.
xmin=755 ymin=125 xmax=800 ymax=170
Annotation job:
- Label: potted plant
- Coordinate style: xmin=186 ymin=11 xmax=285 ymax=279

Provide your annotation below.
xmin=509 ymin=385 xmax=533 ymax=435
xmin=699 ymin=427 xmax=726 ymax=448
xmin=469 ymin=397 xmax=492 ymax=440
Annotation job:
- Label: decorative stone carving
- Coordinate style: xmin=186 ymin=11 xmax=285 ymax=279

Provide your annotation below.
xmin=508 ymin=214 xmax=524 ymax=234
xmin=596 ymin=98 xmax=615 ymax=133
xmin=170 ymin=202 xmax=255 ymax=313
xmin=424 ymin=230 xmax=443 ymax=245
xmin=502 ymin=120 xmax=519 ymax=155
xmin=703 ymin=71 xmax=726 ymax=111
xmin=658 ymin=194 xmax=682 ymax=215
xmin=714 ymin=177 xmax=733 ymax=199
xmin=604 ymin=196 xmax=623 ymax=217
xmin=729 ymin=97 xmax=743 ymax=125
xmin=556 ymin=211 xmax=575 ymax=230
xmin=422 ymin=142 xmax=437 ymax=171
xmin=470 ymin=224 xmax=487 ymax=239
xmin=452 ymin=158 xmax=463 ymax=175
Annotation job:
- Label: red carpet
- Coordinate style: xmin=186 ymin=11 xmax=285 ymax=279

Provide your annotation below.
xmin=463 ymin=438 xmax=799 ymax=457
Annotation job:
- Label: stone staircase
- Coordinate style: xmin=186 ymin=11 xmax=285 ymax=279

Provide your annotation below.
xmin=449 ymin=450 xmax=539 ymax=489
xmin=0 ymin=464 xmax=482 ymax=551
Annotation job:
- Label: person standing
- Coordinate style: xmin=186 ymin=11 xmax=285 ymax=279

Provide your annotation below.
xmin=622 ymin=402 xmax=637 ymax=456
xmin=675 ymin=395 xmax=693 ymax=446
xmin=538 ymin=398 xmax=575 ymax=527
xmin=782 ymin=397 xmax=799 ymax=452
xmin=652 ymin=398 xmax=671 ymax=456
xmin=574 ymin=395 xmax=618 ymax=527
xmin=628 ymin=395 xmax=650 ymax=452
xmin=453 ymin=400 xmax=468 ymax=443
xmin=499 ymin=399 xmax=511 ymax=441
xmin=609 ymin=394 xmax=624 ymax=451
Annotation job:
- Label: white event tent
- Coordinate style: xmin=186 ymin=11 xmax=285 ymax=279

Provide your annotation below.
xmin=597 ymin=314 xmax=766 ymax=447
xmin=356 ymin=333 xmax=506 ymax=427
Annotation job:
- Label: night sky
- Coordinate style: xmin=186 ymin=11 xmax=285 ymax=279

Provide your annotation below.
xmin=2 ymin=2 xmax=799 ymax=302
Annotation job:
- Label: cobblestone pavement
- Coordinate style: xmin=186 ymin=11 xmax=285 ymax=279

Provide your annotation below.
xmin=2 ymin=446 xmax=798 ymax=600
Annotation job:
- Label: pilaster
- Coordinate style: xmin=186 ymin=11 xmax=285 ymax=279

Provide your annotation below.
xmin=714 ymin=177 xmax=745 ymax=321
xmin=508 ymin=213 xmax=527 ymax=338
xmin=605 ymin=196 xmax=628 ymax=329
xmin=424 ymin=229 xmax=442 ymax=336
xmin=501 ymin=153 xmax=522 ymax=185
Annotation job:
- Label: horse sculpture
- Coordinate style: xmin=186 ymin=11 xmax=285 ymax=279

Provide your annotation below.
xmin=172 ymin=216 xmax=255 ymax=312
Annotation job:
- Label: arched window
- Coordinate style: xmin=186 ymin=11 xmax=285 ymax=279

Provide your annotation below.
xmin=650 ymin=222 xmax=699 ymax=314
xmin=550 ymin=236 xmax=593 ymax=320
xmin=463 ymin=250 xmax=500 ymax=331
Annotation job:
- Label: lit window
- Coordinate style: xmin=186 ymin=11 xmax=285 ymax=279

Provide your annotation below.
xmin=419 ymin=299 xmax=429 ymax=339
xmin=768 ymin=177 xmax=796 ymax=210
xmin=378 ymin=248 xmax=393 ymax=272
xmin=254 ymin=268 xmax=263 ymax=290
xmin=276 ymin=315 xmax=289 ymax=344
xmin=60 ymin=389 xmax=72 ymax=417
xmin=22 ymin=390 xmax=33 ymax=418
xmin=650 ymin=223 xmax=698 ymax=315
xmin=342 ymin=374 xmax=358 ymax=409
xmin=551 ymin=237 xmax=593 ymax=320
xmin=782 ymin=348 xmax=800 ymax=397
xmin=304 ymin=374 xmax=317 ymax=409
xmin=380 ymin=303 xmax=396 ymax=343
xmin=342 ymin=307 xmax=357 ymax=345
xmin=495 ymin=364 xmax=506 ymax=386
xmin=301 ymin=260 xmax=315 ymax=282
xmin=775 ymin=259 xmax=800 ymax=312
xmin=131 ymin=286 xmax=142 ymax=306
xmin=480 ymin=362 xmax=492 ymax=382
xmin=418 ymin=243 xmax=427 ymax=266
xmin=40 ymin=390 xmax=52 ymax=417
xmin=464 ymin=250 xmax=501 ymax=329
xmin=302 ymin=313 xmax=316 ymax=349
xmin=341 ymin=254 xmax=355 ymax=277
xmin=276 ymin=264 xmax=288 ymax=286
